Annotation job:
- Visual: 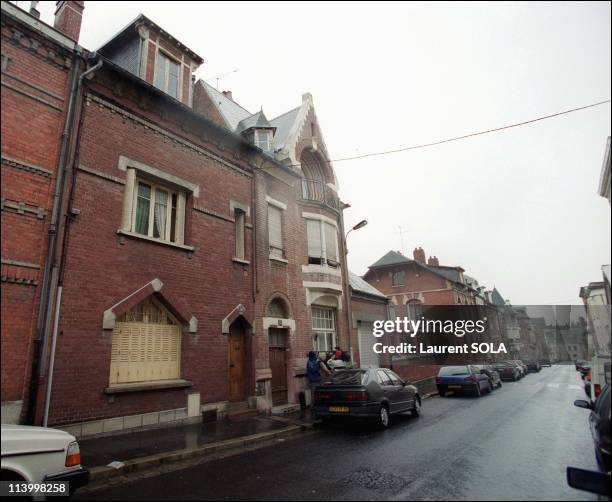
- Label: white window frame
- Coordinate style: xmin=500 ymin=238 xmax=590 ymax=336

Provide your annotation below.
xmin=131 ymin=177 xmax=184 ymax=245
xmin=312 ymin=306 xmax=337 ymax=353
xmin=305 ymin=217 xmax=339 ymax=268
xmin=155 ymin=50 xmax=181 ymax=99
xmin=255 ymin=129 xmax=272 ymax=151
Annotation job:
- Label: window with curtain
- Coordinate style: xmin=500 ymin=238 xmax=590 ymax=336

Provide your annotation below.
xmin=132 ymin=179 xmax=185 ymax=244
xmin=306 ymin=219 xmax=338 ymax=267
xmin=268 ymin=205 xmax=284 ymax=258
xmin=154 ymin=51 xmax=180 ymax=98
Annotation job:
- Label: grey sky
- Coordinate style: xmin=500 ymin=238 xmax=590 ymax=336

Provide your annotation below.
xmin=31 ymin=1 xmax=612 ymax=304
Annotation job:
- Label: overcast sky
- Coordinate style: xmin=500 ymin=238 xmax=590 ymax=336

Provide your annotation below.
xmin=30 ymin=1 xmax=611 ymax=304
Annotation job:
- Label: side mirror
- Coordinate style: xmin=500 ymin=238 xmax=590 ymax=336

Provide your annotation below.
xmin=573 ymin=399 xmax=592 ymax=410
xmin=567 ymin=467 xmax=611 ymax=495
xmin=403 ymin=380 xmax=411 ymax=386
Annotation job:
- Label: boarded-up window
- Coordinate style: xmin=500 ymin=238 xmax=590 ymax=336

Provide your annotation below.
xmin=109 ymin=297 xmax=181 ymax=384
xmin=268 ymin=205 xmax=283 ymax=258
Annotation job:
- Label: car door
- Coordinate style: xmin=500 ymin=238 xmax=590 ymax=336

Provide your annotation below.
xmin=386 ymin=369 xmax=414 ymax=412
xmin=376 ymin=370 xmax=399 ymax=412
xmin=471 ymin=365 xmax=486 ymax=390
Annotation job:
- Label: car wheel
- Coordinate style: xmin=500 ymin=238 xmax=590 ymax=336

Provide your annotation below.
xmin=411 ymin=396 xmax=421 ymax=417
xmin=377 ymin=404 xmax=390 ymax=428
xmin=512 ymin=374 xmax=517 ymax=382
xmin=498 ymin=381 xmax=502 ymax=388
xmin=438 ymin=387 xmax=445 ymax=397
xmin=487 ymin=381 xmax=493 ymax=393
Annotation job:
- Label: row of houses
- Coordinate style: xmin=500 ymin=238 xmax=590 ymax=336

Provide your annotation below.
xmin=0 ymin=1 xmax=564 ymax=438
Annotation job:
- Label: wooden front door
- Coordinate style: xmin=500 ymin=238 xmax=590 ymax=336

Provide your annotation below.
xmin=228 ymin=325 xmax=245 ymax=402
xmin=269 ymin=328 xmax=287 ymax=405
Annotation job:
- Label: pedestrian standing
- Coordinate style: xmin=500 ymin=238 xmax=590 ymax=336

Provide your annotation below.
xmin=306 ymin=351 xmax=331 ymax=405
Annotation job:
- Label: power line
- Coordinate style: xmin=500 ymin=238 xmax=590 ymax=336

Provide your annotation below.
xmin=312 ymin=99 xmax=610 ymax=166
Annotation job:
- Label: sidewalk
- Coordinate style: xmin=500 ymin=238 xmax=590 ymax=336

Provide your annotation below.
xmin=80 ymin=413 xmax=312 ymax=485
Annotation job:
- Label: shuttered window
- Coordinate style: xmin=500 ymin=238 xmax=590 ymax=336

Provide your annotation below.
xmin=307 ymin=219 xmax=338 ymax=267
xmin=268 ymin=205 xmax=284 ymax=258
xmin=109 ymin=297 xmax=181 ymax=384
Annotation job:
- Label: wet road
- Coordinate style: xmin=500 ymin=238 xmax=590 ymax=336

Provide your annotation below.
xmin=79 ymin=365 xmax=599 ymax=501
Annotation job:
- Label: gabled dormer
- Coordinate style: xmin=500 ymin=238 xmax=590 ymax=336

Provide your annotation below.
xmin=236 ymin=111 xmax=276 ymax=153
xmin=98 ymin=14 xmax=204 ymax=107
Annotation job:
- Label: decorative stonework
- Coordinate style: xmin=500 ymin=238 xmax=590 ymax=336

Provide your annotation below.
xmin=1 ymin=198 xmax=47 ymax=219
xmin=2 ymin=155 xmax=52 ymax=178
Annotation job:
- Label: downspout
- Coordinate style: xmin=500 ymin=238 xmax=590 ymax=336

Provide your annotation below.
xmin=37 ymin=55 xmax=103 ymax=426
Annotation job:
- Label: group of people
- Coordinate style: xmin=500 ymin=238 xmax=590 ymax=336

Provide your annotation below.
xmin=306 ymin=347 xmax=351 ymax=388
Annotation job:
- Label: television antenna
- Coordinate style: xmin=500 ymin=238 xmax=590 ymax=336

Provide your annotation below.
xmin=204 ymin=69 xmax=238 ymax=89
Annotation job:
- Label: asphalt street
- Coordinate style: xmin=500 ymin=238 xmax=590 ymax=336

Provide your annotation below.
xmin=77 ymin=365 xmax=599 ymax=501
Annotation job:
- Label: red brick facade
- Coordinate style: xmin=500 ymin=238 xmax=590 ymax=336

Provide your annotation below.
xmin=1 ymin=2 xmax=350 ymax=428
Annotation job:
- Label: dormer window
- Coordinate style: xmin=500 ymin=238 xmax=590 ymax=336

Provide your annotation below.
xmin=255 ymin=129 xmax=272 ymax=152
xmin=155 ymin=51 xmax=180 ymax=99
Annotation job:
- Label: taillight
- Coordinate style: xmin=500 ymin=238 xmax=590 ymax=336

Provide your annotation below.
xmin=345 ymin=392 xmax=369 ymax=401
xmin=315 ymin=392 xmax=331 ymax=401
xmin=65 ymin=441 xmax=81 ymax=467
xmin=594 ymin=384 xmax=602 ymax=397
xmin=435 ymin=377 xmax=442 ymax=384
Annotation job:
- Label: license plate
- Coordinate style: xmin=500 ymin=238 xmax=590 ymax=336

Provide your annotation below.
xmin=448 ymin=385 xmax=462 ymax=389
xmin=329 ymin=406 xmax=349 ymax=413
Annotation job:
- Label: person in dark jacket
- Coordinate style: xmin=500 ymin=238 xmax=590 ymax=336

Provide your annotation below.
xmin=306 ymin=350 xmax=330 ymax=392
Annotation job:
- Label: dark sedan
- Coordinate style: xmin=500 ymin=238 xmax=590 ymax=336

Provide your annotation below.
xmin=525 ymin=360 xmax=541 ymax=372
xmin=492 ymin=361 xmax=520 ymax=381
xmin=473 ymin=364 xmax=502 ymax=389
xmin=574 ymin=384 xmax=611 ymax=473
xmin=539 ymin=358 xmax=552 ymax=367
xmin=436 ymin=365 xmax=492 ymax=397
xmin=313 ymin=368 xmax=420 ymax=428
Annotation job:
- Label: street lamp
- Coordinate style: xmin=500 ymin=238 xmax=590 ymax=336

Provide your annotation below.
xmin=344 ymin=219 xmax=368 ymax=366
xmin=345 ymin=219 xmax=368 ymax=241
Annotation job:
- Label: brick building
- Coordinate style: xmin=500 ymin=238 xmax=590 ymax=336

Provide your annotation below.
xmin=1 ymin=2 xmax=350 ymax=433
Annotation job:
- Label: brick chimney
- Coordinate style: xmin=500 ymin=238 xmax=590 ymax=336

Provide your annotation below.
xmin=222 ymin=90 xmax=233 ymax=101
xmin=427 ymin=256 xmax=439 ymax=267
xmin=29 ymin=1 xmax=41 ymax=19
xmin=413 ymin=247 xmax=426 ymax=264
xmin=54 ymin=1 xmax=85 ymax=42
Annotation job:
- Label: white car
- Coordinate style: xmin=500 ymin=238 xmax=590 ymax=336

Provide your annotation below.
xmin=1 ymin=424 xmax=89 ymax=498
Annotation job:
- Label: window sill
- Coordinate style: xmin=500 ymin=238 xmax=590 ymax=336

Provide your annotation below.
xmin=232 ymin=257 xmax=250 ymax=265
xmin=104 ymin=379 xmax=193 ymax=395
xmin=269 ymin=255 xmax=288 ymax=264
xmin=117 ymin=229 xmax=195 ymax=252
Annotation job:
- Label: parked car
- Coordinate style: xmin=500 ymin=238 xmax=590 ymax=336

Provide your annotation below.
xmin=436 ymin=365 xmax=492 ymax=397
xmin=473 ymin=364 xmax=502 ymax=389
xmin=313 ymin=368 xmax=420 ymax=428
xmin=492 ymin=361 xmax=520 ymax=381
xmin=566 ymin=466 xmax=611 ymax=497
xmin=513 ymin=360 xmax=529 ymax=376
xmin=574 ymin=384 xmax=611 ymax=473
xmin=539 ymin=358 xmax=552 ymax=367
xmin=585 ymin=355 xmax=611 ymax=403
xmin=525 ymin=360 xmax=542 ymax=372
xmin=1 ymin=424 xmax=89 ymax=497
xmin=578 ymin=364 xmax=592 ymax=380
xmin=575 ymin=359 xmax=587 ymax=371
xmin=507 ymin=360 xmax=525 ymax=378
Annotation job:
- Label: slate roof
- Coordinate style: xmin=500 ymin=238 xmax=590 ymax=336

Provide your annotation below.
xmin=429 ymin=265 xmax=462 ymax=283
xmin=349 ymin=271 xmax=387 ymax=299
xmin=369 ymin=250 xmax=411 ymax=268
xmin=490 ymin=287 xmax=506 ymax=307
xmin=270 ymin=107 xmax=300 ymax=151
xmin=200 ymin=81 xmax=252 ymax=131
xmin=236 ymin=110 xmax=274 ymax=134
xmin=602 ymin=264 xmax=611 ymax=284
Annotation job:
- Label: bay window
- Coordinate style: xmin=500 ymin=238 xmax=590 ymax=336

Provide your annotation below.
xmin=306 ymin=218 xmax=338 ymax=267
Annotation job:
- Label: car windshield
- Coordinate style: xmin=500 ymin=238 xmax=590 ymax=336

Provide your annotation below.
xmin=329 ymin=370 xmax=368 ymax=385
xmin=493 ymin=362 xmax=509 ymax=367
xmin=439 ymin=366 xmax=469 ymax=376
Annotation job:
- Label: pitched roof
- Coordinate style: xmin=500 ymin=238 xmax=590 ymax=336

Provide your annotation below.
xmin=369 ymin=250 xmax=411 ymax=268
xmin=429 ymin=265 xmax=462 ymax=283
xmin=270 ymin=107 xmax=300 ymax=151
xmin=236 ymin=110 xmax=274 ymax=134
xmin=200 ymin=81 xmax=252 ymax=131
xmin=490 ymin=287 xmax=506 ymax=307
xmin=349 ymin=271 xmax=387 ymax=299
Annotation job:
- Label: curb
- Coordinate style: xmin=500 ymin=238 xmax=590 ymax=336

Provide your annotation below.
xmin=87 ymin=424 xmax=303 ymax=484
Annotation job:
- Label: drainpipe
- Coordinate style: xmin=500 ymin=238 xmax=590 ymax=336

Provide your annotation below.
xmin=33 ymin=54 xmax=103 ymax=426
